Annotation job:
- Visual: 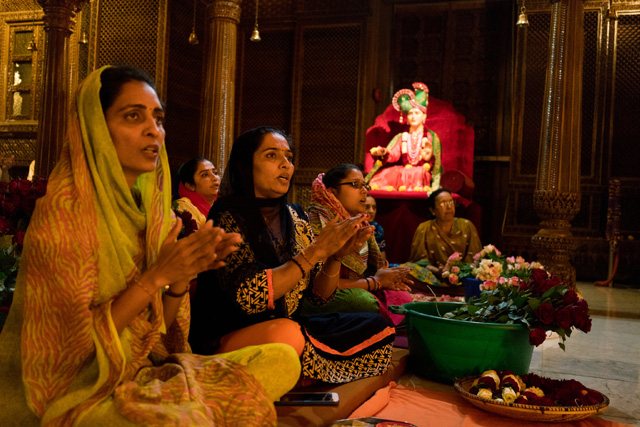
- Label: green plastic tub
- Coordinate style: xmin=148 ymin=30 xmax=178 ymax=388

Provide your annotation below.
xmin=390 ymin=302 xmax=534 ymax=384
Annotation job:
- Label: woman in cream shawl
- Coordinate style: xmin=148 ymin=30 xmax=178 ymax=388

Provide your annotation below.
xmin=0 ymin=66 xmax=299 ymax=426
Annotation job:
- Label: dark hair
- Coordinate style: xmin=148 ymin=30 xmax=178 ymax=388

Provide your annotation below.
xmin=219 ymin=126 xmax=293 ymax=199
xmin=99 ymin=66 xmax=157 ymax=112
xmin=322 ymin=164 xmax=360 ymax=189
xmin=178 ymin=157 xmax=211 ymax=186
xmin=427 ymin=188 xmax=452 ymax=210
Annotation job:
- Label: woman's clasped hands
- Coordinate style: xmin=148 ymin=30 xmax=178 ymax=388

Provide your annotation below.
xmin=314 ymin=214 xmax=373 ymax=260
xmin=146 ymin=218 xmax=242 ymax=291
xmin=373 ymin=266 xmax=412 ymax=292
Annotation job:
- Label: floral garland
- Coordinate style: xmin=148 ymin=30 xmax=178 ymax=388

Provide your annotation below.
xmin=469 ymin=369 xmax=605 ymax=407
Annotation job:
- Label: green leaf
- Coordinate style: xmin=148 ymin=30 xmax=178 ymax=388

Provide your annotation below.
xmin=468 ymin=305 xmax=480 ymax=315
xmin=528 ymin=298 xmax=541 ymax=310
xmin=558 ymin=342 xmax=566 ymax=351
xmin=498 ymin=315 xmax=509 ymax=323
xmin=512 ymin=296 xmax=527 ymax=308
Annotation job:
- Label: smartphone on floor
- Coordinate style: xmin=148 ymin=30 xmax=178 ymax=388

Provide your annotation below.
xmin=275 ymin=391 xmax=340 ymax=406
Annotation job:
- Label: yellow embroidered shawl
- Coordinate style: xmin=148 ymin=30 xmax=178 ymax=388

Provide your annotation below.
xmin=0 ymin=66 xmax=180 ymax=425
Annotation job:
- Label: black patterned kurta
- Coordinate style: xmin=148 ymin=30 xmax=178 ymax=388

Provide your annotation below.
xmin=190 ymin=203 xmax=395 ymax=383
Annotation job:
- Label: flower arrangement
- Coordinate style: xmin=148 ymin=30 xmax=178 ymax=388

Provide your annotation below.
xmin=441 ymin=252 xmax=474 ymax=285
xmin=0 ymin=178 xmax=47 ymax=310
xmin=443 ymin=267 xmax=592 ymax=350
xmin=469 ymin=369 xmax=605 ymax=407
xmin=0 ymin=178 xmax=47 ymax=252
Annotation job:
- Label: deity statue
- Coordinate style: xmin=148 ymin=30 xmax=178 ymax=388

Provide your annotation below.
xmin=366 ymin=83 xmax=442 ymax=192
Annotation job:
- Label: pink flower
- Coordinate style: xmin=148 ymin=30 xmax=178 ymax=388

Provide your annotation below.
xmin=506 ymin=256 xmax=515 ymax=263
xmin=481 ymin=280 xmax=497 ymax=291
xmin=448 ymin=252 xmax=461 ymax=262
xmin=451 ymin=266 xmax=460 ymax=274
xmin=448 ymin=274 xmax=459 ymax=284
xmin=516 ymin=256 xmax=525 ymax=263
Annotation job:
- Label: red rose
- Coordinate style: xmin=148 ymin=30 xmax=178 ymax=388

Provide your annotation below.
xmin=529 ymin=327 xmax=546 ymax=346
xmin=12 ymin=230 xmax=25 ymax=247
xmin=529 ymin=268 xmax=548 ymax=284
xmin=1 ymin=199 xmax=15 ymax=215
xmin=535 ymin=301 xmax=556 ymax=325
xmin=477 ymin=375 xmax=497 ymax=391
xmin=8 ymin=180 xmax=20 ymax=195
xmin=34 ymin=178 xmax=47 ymax=197
xmin=555 ymin=307 xmax=572 ymax=329
xmin=546 ymin=274 xmax=563 ymax=288
xmin=571 ymin=301 xmax=591 ymax=332
xmin=562 ymin=289 xmax=579 ymax=304
xmin=515 ymin=395 xmax=529 ymax=404
xmin=533 ymin=279 xmax=554 ymax=295
xmin=577 ymin=317 xmax=592 ymax=333
xmin=17 ymin=180 xmax=32 ymax=196
xmin=517 ymin=279 xmax=530 ymax=291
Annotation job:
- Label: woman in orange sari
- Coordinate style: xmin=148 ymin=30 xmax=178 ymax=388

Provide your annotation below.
xmin=0 ymin=66 xmax=298 ymax=426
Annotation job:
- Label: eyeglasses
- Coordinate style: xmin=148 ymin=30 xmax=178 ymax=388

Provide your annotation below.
xmin=437 ymin=200 xmax=455 ymax=208
xmin=336 ymin=181 xmax=371 ymax=191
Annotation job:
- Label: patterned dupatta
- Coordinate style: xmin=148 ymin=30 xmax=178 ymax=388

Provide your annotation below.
xmin=308 ymin=173 xmax=384 ymax=277
xmin=0 ymin=66 xmax=176 ymax=425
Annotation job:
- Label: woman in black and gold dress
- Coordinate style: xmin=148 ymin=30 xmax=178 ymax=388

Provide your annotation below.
xmin=189 ymin=126 xmax=395 ymax=384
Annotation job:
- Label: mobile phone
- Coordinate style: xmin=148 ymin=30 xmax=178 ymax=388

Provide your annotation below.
xmin=275 ymin=392 xmax=340 ymax=406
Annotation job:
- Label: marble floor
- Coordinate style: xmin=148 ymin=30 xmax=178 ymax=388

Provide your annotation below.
xmin=398 ymin=282 xmax=640 ymax=426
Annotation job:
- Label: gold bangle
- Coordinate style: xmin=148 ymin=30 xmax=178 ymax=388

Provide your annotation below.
xmin=135 ymin=280 xmax=155 ymax=297
xmin=298 ymin=251 xmax=314 ymax=268
xmin=320 ymin=267 xmax=340 ymax=278
xmin=371 ymin=276 xmax=381 ymax=291
xmin=365 ymin=277 xmax=372 ymax=291
xmin=165 ymin=284 xmax=190 ymax=298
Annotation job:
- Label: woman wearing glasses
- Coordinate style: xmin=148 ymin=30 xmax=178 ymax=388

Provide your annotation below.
xmin=302 ymin=164 xmax=412 ymax=323
xmin=406 ymin=188 xmax=482 ymax=285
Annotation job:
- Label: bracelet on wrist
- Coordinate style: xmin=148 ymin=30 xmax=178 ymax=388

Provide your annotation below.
xmin=320 ymin=266 xmax=340 ymax=278
xmin=298 ymin=250 xmax=314 ymax=269
xmin=365 ymin=277 xmax=372 ymax=291
xmin=370 ymin=276 xmax=381 ymax=291
xmin=164 ymin=284 xmax=190 ymax=298
xmin=135 ymin=280 xmax=155 ymax=297
xmin=291 ymin=257 xmax=307 ymax=277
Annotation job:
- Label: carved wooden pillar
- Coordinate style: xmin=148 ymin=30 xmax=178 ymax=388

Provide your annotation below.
xmin=532 ymin=0 xmax=585 ymax=288
xmin=200 ymin=0 xmax=242 ymax=173
xmin=34 ymin=0 xmax=87 ymax=178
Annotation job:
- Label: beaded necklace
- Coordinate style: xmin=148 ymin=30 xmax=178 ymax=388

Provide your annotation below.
xmin=401 ymin=128 xmax=424 ymax=165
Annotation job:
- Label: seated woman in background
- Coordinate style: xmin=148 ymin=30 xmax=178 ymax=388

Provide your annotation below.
xmin=301 ymin=164 xmax=412 ymax=323
xmin=174 ymin=156 xmax=220 ymax=233
xmin=0 ymin=66 xmax=299 ymax=427
xmin=365 ymin=194 xmax=387 ymax=265
xmin=405 ymin=188 xmax=482 ymax=288
xmin=190 ymin=127 xmax=396 ymax=385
